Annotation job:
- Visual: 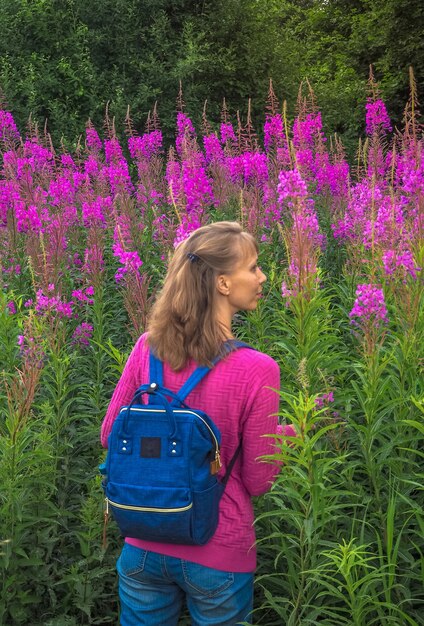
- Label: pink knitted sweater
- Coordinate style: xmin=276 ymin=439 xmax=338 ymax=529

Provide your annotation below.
xmin=101 ymin=333 xmax=294 ymax=573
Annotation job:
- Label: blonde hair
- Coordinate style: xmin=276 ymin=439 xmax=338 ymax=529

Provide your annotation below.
xmin=147 ymin=221 xmax=258 ymax=370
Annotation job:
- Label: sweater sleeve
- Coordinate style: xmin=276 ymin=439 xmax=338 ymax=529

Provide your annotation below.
xmin=100 ymin=334 xmax=146 ymax=448
xmin=240 ymin=356 xmax=281 ymax=497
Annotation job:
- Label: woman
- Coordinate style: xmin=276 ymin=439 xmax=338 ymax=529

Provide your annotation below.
xmin=101 ymin=221 xmax=295 ymax=625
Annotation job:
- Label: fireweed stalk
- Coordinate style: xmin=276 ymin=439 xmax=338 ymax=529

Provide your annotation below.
xmin=7 ymin=311 xmax=46 ymax=432
xmin=112 ymin=210 xmax=150 ymax=338
xmin=278 ymin=168 xmax=325 ymax=301
xmin=128 ymin=127 xmax=165 ymax=221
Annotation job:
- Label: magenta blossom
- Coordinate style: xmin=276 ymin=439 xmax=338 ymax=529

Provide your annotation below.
xmin=349 ymin=284 xmax=388 ymax=326
xmin=71 ymin=287 xmax=95 ymax=305
xmin=263 ymin=114 xmax=286 ymax=153
xmin=293 ymin=112 xmax=324 ymax=149
xmin=277 ymin=169 xmax=308 ymax=205
xmin=203 ymin=134 xmax=224 ymax=164
xmin=315 ymin=392 xmax=334 ymax=408
xmin=173 ymin=219 xmax=202 ymax=248
xmin=86 ymin=127 xmax=103 ymax=152
xmin=72 ymin=322 xmax=94 ymax=348
xmin=382 ymin=249 xmax=421 ymax=281
xmin=365 ymin=99 xmax=392 ymax=136
xmin=17 ymin=334 xmax=45 ymax=368
xmin=220 ymin=122 xmax=237 ymax=147
xmin=34 ymin=290 xmax=74 ymax=318
xmin=0 ymin=109 xmax=20 ymax=142
xmin=128 ymin=131 xmax=163 ymax=160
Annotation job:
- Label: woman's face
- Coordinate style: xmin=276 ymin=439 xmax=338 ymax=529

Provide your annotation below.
xmin=223 ymin=250 xmax=267 ymax=315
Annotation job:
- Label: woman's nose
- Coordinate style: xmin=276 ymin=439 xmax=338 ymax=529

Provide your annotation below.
xmin=258 ymin=268 xmax=266 ymax=283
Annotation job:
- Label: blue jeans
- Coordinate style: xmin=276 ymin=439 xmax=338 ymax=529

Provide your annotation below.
xmin=117 ymin=543 xmax=254 ymax=625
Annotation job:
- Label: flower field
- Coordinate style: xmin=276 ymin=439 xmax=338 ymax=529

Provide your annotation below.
xmin=1 ymin=73 xmax=423 ymax=625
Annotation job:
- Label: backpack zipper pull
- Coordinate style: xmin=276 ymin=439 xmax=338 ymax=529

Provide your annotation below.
xmin=210 ymin=450 xmax=222 ymax=475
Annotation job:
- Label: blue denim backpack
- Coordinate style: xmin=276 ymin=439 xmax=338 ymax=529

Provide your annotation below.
xmin=100 ymin=342 xmax=249 ymax=545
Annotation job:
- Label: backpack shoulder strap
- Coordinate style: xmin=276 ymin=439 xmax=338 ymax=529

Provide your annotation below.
xmin=148 ymin=350 xmax=164 ymax=405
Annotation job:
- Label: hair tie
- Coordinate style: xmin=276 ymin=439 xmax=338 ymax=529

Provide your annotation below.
xmin=187 ymin=252 xmax=200 ymax=263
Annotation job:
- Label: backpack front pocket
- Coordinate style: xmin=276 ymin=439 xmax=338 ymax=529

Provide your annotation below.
xmin=106 ymin=482 xmax=194 ymax=543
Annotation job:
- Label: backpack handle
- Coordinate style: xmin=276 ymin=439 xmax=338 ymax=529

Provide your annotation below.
xmin=122 ymin=383 xmax=178 ymax=440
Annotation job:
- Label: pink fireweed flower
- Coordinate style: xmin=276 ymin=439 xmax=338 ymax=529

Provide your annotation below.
xmin=112 ymin=220 xmax=143 ymax=283
xmin=35 ymin=289 xmax=74 ymax=319
xmin=292 ymin=112 xmax=326 ymax=180
xmin=128 ymin=131 xmax=163 ymax=160
xmin=6 ymin=301 xmax=16 ymax=314
xmin=332 ymin=180 xmax=384 ymax=243
xmin=220 ymin=122 xmax=237 ymax=147
xmin=397 ymin=154 xmax=424 ymax=197
xmin=0 ymin=109 xmax=20 ymax=143
xmin=227 ymin=153 xmax=269 ymax=186
xmin=315 ymin=392 xmax=334 ymax=408
xmin=349 ymin=284 xmax=388 ymax=326
xmin=293 ymin=112 xmax=325 ymax=149
xmin=16 ymin=204 xmax=44 ymax=233
xmin=173 ymin=218 xmax=202 ymax=248
xmin=84 ymin=155 xmax=100 ymax=176
xmin=70 ymin=253 xmax=83 ymax=268
xmin=81 ymin=196 xmax=112 ymax=228
xmin=315 ymin=153 xmax=350 ymax=200
xmin=362 ymin=196 xmax=406 ymax=250
xmin=60 ymin=154 xmax=76 ymax=169
xmin=47 ymin=177 xmax=76 ymax=208
xmin=365 ymin=99 xmax=392 ymax=136
xmin=293 ymin=206 xmax=326 ymax=250
xmin=71 ymin=287 xmax=95 ymax=305
xmin=382 ymin=249 xmax=421 ymax=281
xmin=203 ymin=133 xmax=224 ymax=164
xmin=72 ymin=322 xmax=93 ymax=348
xmin=1 ymin=259 xmax=21 ymax=275
xmin=101 ymin=138 xmax=133 ymax=195
xmin=176 ymin=113 xmax=196 ymax=155
xmin=280 ymin=195 xmax=325 ymax=301
xmin=277 ymin=169 xmax=308 ymax=205
xmin=241 ymin=152 xmax=268 ymax=186
xmin=101 ymin=162 xmax=133 ymax=196
xmin=22 ymin=140 xmax=55 ymax=172
xmin=86 ymin=126 xmax=103 ymax=152
xmin=182 ymin=159 xmax=215 ymax=213
xmin=17 ymin=334 xmax=45 ymax=369
xmin=114 ymin=251 xmax=143 ymax=283
xmin=264 ymin=114 xmax=286 ymax=153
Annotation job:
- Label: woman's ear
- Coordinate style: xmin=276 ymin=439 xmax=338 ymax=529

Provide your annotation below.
xmin=216 ymin=274 xmax=230 ymax=296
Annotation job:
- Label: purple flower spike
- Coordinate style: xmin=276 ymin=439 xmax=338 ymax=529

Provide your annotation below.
xmin=349 ymin=284 xmax=388 ymax=326
xmin=365 ymin=99 xmax=392 ymax=136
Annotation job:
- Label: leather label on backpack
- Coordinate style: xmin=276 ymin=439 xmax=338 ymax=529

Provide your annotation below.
xmin=140 ymin=437 xmax=161 ymax=458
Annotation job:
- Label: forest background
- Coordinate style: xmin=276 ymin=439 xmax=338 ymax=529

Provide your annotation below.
xmin=1 ymin=0 xmax=423 ymax=154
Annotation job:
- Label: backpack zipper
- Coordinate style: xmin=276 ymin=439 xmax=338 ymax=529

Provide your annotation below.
xmin=119 ymin=407 xmax=222 ymax=473
xmin=106 ymin=497 xmax=193 ymax=514
xmin=120 ymin=407 xmax=220 ymax=454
